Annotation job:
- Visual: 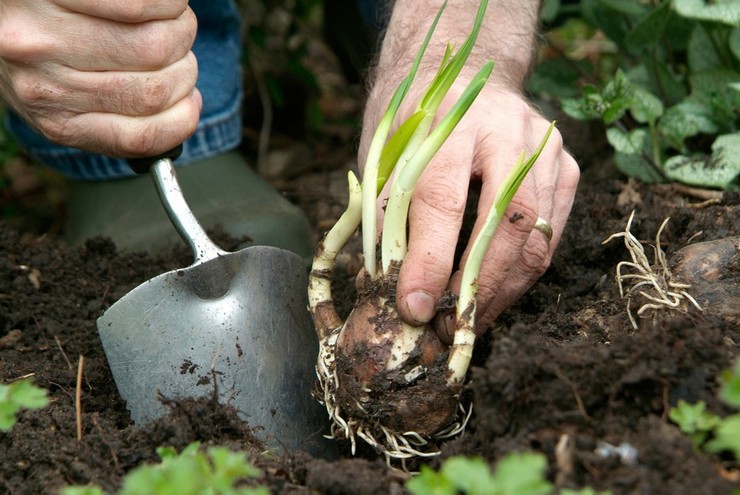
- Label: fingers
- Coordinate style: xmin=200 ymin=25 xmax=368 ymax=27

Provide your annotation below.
xmin=395 ymin=134 xmax=475 ymax=326
xmin=0 ymin=4 xmax=197 ymax=71
xmin=9 ymin=51 xmax=199 ymax=118
xmin=52 ymin=0 xmax=190 ymax=22
xmin=416 ymin=108 xmax=579 ymax=343
xmin=0 ymin=0 xmax=200 ymax=156
xmin=454 ymin=130 xmax=579 ymax=340
xmin=41 ymin=87 xmax=203 ymax=158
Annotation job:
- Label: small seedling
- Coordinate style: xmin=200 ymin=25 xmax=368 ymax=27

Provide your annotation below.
xmin=406 ymin=452 xmax=610 ymax=495
xmin=0 ymin=376 xmax=49 ymax=431
xmin=669 ymin=358 xmax=740 ymax=460
xmin=602 ymin=211 xmax=702 ymax=329
xmin=308 ymin=0 xmax=554 ymax=462
xmin=61 ymin=442 xmax=268 ymax=495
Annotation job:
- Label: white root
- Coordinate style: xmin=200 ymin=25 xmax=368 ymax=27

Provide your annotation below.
xmin=603 ymin=210 xmax=703 ymax=330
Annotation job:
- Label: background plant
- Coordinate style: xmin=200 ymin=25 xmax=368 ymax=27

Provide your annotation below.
xmin=669 ymin=358 xmax=740 ymax=460
xmin=61 ymin=442 xmax=268 ymax=495
xmin=531 ymin=0 xmax=740 ymax=190
xmin=406 ymin=452 xmax=611 ymax=495
xmin=0 ymin=377 xmax=49 ymax=431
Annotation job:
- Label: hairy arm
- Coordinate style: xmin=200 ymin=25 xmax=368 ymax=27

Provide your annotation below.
xmin=371 ymin=1 xmax=541 ymax=92
xmin=359 ymin=0 xmax=579 ymax=338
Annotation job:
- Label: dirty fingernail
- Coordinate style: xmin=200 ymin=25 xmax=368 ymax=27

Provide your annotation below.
xmin=406 ymin=291 xmax=436 ymax=324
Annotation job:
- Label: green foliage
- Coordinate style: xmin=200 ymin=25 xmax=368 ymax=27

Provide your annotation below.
xmin=406 ymin=452 xmax=610 ymax=495
xmin=61 ymin=442 xmax=268 ymax=495
xmin=669 ymin=358 xmax=740 ymax=460
xmin=719 ymin=358 xmax=740 ymax=408
xmin=0 ymin=377 xmax=49 ymax=431
xmin=669 ymin=400 xmax=723 ymax=447
xmin=539 ymin=0 xmax=740 ymax=190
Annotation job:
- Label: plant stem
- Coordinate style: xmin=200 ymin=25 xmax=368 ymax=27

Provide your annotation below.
xmin=447 ymin=122 xmax=555 ymax=385
xmin=360 ymin=2 xmax=449 ymax=279
xmin=381 ymin=63 xmax=494 ymax=273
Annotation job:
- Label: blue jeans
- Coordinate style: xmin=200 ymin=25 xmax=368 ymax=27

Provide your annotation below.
xmin=5 ymin=0 xmax=381 ymax=181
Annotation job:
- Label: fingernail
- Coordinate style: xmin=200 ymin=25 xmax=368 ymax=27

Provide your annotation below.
xmin=406 ymin=291 xmax=436 ymax=324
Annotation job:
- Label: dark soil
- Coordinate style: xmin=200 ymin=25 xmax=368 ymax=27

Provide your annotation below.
xmin=1 ymin=106 xmax=739 ymax=494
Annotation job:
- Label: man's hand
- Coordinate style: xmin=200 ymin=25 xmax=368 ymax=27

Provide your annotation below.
xmin=359 ymin=0 xmax=580 ymax=342
xmin=0 ymin=0 xmax=201 ymax=157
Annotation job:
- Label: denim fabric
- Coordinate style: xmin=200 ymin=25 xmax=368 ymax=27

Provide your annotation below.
xmin=4 ymin=0 xmax=244 ymax=180
xmin=5 ymin=0 xmax=383 ymax=181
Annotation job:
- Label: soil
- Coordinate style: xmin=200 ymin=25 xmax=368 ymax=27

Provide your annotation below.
xmin=1 ymin=86 xmax=739 ymax=495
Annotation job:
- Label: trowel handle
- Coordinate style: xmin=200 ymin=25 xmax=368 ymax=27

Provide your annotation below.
xmin=127 ymin=148 xmax=227 ymax=262
xmin=127 ymin=145 xmax=183 ymax=175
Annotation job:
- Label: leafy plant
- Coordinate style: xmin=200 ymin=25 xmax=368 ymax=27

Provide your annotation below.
xmin=307 ymin=0 xmax=554 ymax=462
xmin=0 ymin=377 xmax=49 ymax=431
xmin=406 ymin=453 xmax=610 ymax=495
xmin=669 ymin=358 xmax=740 ymax=459
xmin=538 ymin=0 xmax=740 ymax=190
xmin=61 ymin=442 xmax=267 ymax=495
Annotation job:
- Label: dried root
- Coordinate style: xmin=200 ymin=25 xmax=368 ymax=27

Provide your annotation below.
xmin=603 ymin=210 xmax=703 ymax=329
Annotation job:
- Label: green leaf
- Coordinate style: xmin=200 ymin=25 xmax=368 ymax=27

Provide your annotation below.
xmin=60 ymin=487 xmax=106 ymax=495
xmin=595 ymin=0 xmax=647 ymax=16
xmin=540 ymin=0 xmax=561 ymax=23
xmin=111 ymin=442 xmax=266 ymax=495
xmin=561 ymin=488 xmax=612 ymax=495
xmin=406 ymin=464 xmax=456 ymax=495
xmin=561 ymin=72 xmax=635 ymax=125
xmin=0 ymin=378 xmax=49 ymax=431
xmin=625 ymin=0 xmax=672 ymax=52
xmin=601 ymin=71 xmax=635 ymax=123
xmin=419 ymin=0 xmax=489 ymax=113
xmin=630 ymin=86 xmax=664 ymax=123
xmin=664 ymin=133 xmax=740 ymax=189
xmin=528 ymin=58 xmax=585 ymax=99
xmin=688 ymin=24 xmax=723 ymax=72
xmin=705 ymin=414 xmax=740 ymax=458
xmin=439 ymin=457 xmax=496 ymax=494
xmin=731 ymin=27 xmax=740 ymax=61
xmin=673 ymin=0 xmax=740 ymax=27
xmin=624 ymin=62 xmax=687 ymax=105
xmin=614 ymin=151 xmax=663 ymax=183
xmin=689 ymin=68 xmax=740 ymax=103
xmin=606 ymin=127 xmax=648 ymax=155
xmin=491 ymin=452 xmax=552 ymax=495
xmin=719 ymin=359 xmax=740 ymax=408
xmin=669 ymin=400 xmax=722 ymax=447
xmin=376 ymin=111 xmax=429 ymax=194
xmin=659 ymin=100 xmax=719 ymax=151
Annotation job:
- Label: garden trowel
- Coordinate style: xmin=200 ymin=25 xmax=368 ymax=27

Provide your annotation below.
xmin=96 ymin=149 xmax=333 ymax=456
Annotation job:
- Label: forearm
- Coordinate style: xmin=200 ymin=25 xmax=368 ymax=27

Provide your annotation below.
xmin=371 ymin=0 xmax=542 ymax=92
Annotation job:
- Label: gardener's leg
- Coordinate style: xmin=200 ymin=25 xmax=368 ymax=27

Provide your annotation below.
xmin=4 ymin=0 xmax=312 ymax=257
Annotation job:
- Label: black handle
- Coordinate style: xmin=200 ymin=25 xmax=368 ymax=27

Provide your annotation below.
xmin=127 ymin=145 xmax=183 ymax=175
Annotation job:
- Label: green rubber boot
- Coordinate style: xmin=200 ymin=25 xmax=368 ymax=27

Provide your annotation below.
xmin=64 ymin=152 xmax=314 ymax=259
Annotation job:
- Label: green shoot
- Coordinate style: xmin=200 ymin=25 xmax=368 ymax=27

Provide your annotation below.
xmin=447 ymin=122 xmax=555 ymax=384
xmin=61 ymin=442 xmax=268 ymax=495
xmin=0 ymin=377 xmax=49 ymax=431
xmin=307 ymin=0 xmax=556 ymax=462
xmin=380 ymin=61 xmax=494 ymax=272
xmin=361 ymin=0 xmax=490 ymax=278
xmin=361 ymin=0 xmax=450 ymax=278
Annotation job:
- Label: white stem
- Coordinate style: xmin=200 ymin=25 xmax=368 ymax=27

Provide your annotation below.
xmin=308 ymin=172 xmax=363 ymax=310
